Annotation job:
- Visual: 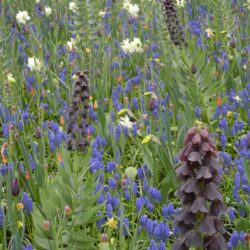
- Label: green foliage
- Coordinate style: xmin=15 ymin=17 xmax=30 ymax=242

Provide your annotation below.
xmin=32 ymin=148 xmax=103 ymax=250
xmin=0 ymin=0 xmax=249 ymax=249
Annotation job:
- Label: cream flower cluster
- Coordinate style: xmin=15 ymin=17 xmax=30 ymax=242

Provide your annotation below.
xmin=66 ymin=38 xmax=77 ymax=51
xmin=69 ymin=2 xmax=78 ymax=13
xmin=44 ymin=6 xmax=52 ymax=17
xmin=16 ymin=11 xmax=30 ymax=25
xmin=121 ymin=38 xmax=143 ymax=54
xmin=176 ymin=0 xmax=185 ymax=7
xmin=123 ymin=0 xmax=139 ymax=18
xmin=27 ymin=57 xmax=43 ymax=72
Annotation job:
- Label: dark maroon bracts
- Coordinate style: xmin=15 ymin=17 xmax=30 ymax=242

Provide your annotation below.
xmin=173 ymin=125 xmax=227 ymax=250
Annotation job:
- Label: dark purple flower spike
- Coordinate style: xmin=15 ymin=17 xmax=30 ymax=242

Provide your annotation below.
xmin=67 ymin=71 xmax=90 ymax=151
xmin=172 ymin=125 xmax=227 ymax=250
xmin=162 ymin=0 xmax=186 ymax=46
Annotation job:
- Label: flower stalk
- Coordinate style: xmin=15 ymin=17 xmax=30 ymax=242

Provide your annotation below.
xmin=172 ymin=124 xmax=227 ymax=250
xmin=67 ymin=71 xmax=90 ymax=151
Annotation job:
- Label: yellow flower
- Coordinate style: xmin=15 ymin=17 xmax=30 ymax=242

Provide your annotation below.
xmin=16 ymin=203 xmax=24 ymax=209
xmin=106 ymin=217 xmax=117 ymax=229
xmin=72 ymin=74 xmax=78 ymax=80
xmin=17 ymin=220 xmax=23 ymax=228
xmin=7 ymin=73 xmax=16 ymax=83
xmin=226 ymin=111 xmax=233 ymax=118
xmin=85 ymin=48 xmax=91 ymax=54
xmin=141 ymin=134 xmax=153 ymax=144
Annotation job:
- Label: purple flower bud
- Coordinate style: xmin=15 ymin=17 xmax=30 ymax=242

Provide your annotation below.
xmin=148 ymin=98 xmax=157 ymax=111
xmin=11 ymin=178 xmax=20 ymax=196
xmin=191 ymin=64 xmax=197 ymax=74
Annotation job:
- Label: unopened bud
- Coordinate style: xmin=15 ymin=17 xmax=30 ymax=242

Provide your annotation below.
xmin=14 ymin=132 xmax=20 ymax=140
xmin=229 ymin=37 xmax=236 ymax=49
xmin=121 ymin=178 xmax=127 ymax=189
xmin=191 ymin=64 xmax=197 ymax=74
xmin=9 ymin=123 xmax=15 ymax=131
xmin=100 ymin=233 xmax=109 ymax=243
xmin=64 ymin=205 xmax=72 ymax=216
xmin=244 ymin=233 xmax=250 ymax=242
xmin=11 ymin=178 xmax=20 ymax=196
xmin=35 ymin=128 xmax=42 ymax=139
xmin=43 ymin=220 xmax=50 ymax=230
xmin=148 ymin=98 xmax=157 ymax=111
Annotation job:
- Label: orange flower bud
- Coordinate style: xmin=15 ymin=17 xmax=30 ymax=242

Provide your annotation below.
xmin=43 ymin=220 xmax=50 ymax=230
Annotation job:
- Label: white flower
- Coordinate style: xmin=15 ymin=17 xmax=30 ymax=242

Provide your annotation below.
xmin=127 ymin=4 xmax=139 ymax=18
xmin=118 ymin=115 xmax=135 ymax=130
xmin=98 ymin=10 xmax=106 ymax=17
xmin=130 ymin=37 xmax=143 ymax=53
xmin=67 ymin=38 xmax=77 ymax=51
xmin=233 ymin=95 xmax=241 ymax=102
xmin=205 ymin=28 xmax=214 ymax=38
xmin=123 ymin=0 xmax=131 ymax=9
xmin=69 ymin=2 xmax=78 ymax=13
xmin=123 ymin=0 xmax=139 ymax=18
xmin=16 ymin=11 xmax=30 ymax=25
xmin=44 ymin=6 xmax=52 ymax=17
xmin=36 ymin=0 xmax=41 ymax=3
xmin=121 ymin=39 xmax=131 ymax=53
xmin=27 ymin=57 xmax=43 ymax=72
xmin=176 ymin=0 xmax=185 ymax=7
xmin=121 ymin=37 xmax=143 ymax=54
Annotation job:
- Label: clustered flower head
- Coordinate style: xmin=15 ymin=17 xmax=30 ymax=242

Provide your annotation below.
xmin=173 ymin=124 xmax=227 ymax=250
xmin=176 ymin=0 xmax=185 ymax=7
xmin=16 ymin=10 xmax=30 ymax=25
xmin=123 ymin=0 xmax=140 ymax=18
xmin=67 ymin=71 xmax=90 ymax=151
xmin=66 ymin=38 xmax=77 ymax=51
xmin=44 ymin=6 xmax=52 ymax=17
xmin=205 ymin=28 xmax=214 ymax=39
xmin=162 ymin=0 xmax=186 ymax=46
xmin=27 ymin=57 xmax=43 ymax=72
xmin=121 ymin=37 xmax=143 ymax=54
xmin=21 ymin=192 xmax=33 ymax=213
xmin=69 ymin=2 xmax=78 ymax=13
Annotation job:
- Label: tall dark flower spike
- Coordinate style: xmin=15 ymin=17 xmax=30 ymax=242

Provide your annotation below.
xmin=162 ymin=0 xmax=186 ymax=46
xmin=172 ymin=125 xmax=227 ymax=250
xmin=67 ymin=71 xmax=90 ymax=151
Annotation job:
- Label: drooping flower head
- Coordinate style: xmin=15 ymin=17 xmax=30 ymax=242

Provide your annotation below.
xmin=173 ymin=124 xmax=227 ymax=250
xmin=66 ymin=71 xmax=90 ymax=151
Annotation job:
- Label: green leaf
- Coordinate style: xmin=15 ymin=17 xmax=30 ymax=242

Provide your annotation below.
xmin=34 ymin=237 xmax=55 ymax=250
xmin=74 ymin=204 xmax=104 ymax=225
xmin=98 ymin=243 xmax=111 ymax=250
xmin=243 ymin=161 xmax=250 ymax=183
xmin=236 ymin=218 xmax=250 ymax=232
